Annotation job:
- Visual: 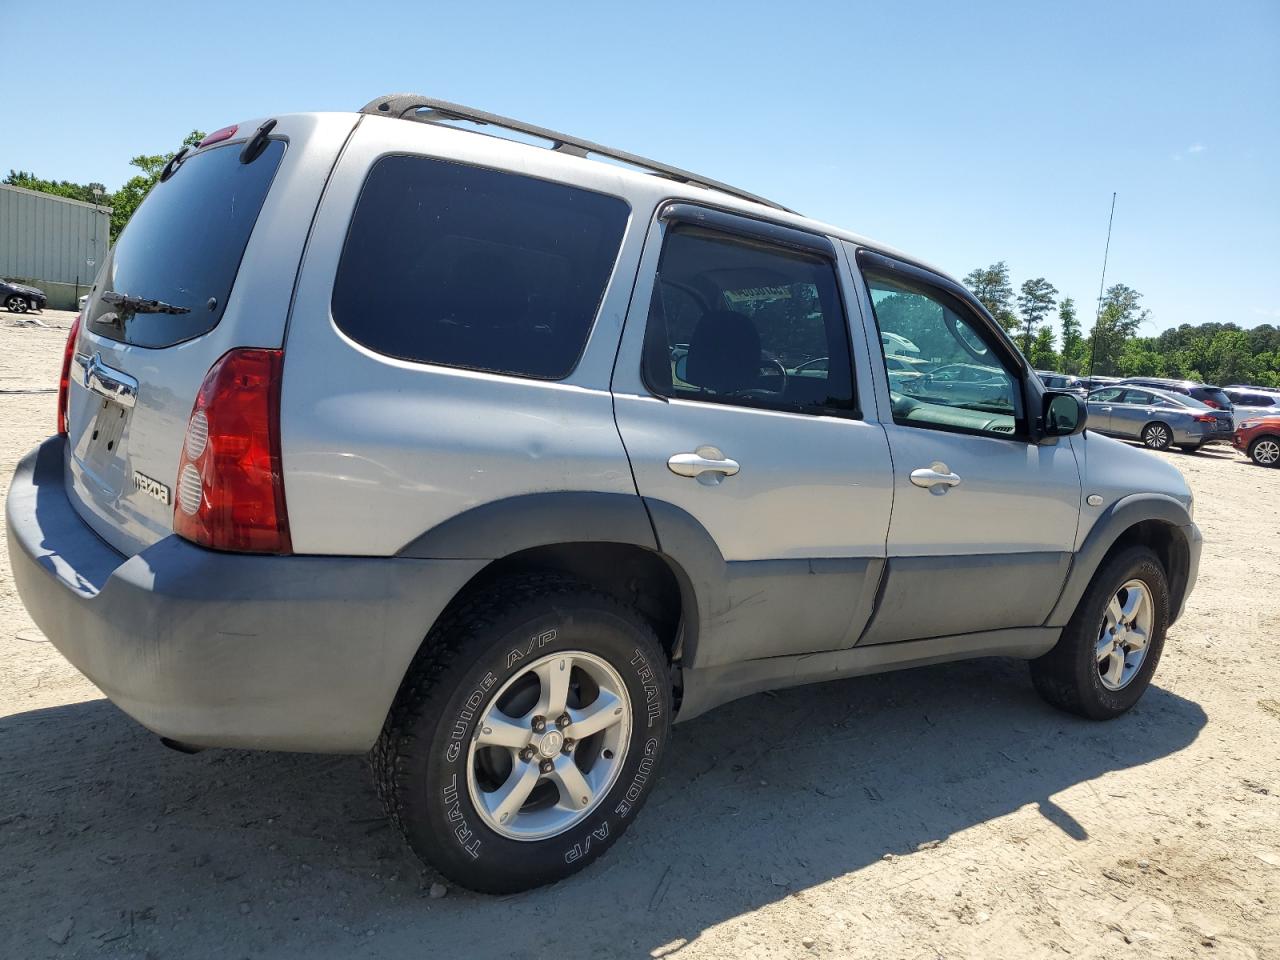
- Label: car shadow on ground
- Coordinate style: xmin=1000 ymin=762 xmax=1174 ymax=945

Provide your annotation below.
xmin=0 ymin=657 xmax=1206 ymax=959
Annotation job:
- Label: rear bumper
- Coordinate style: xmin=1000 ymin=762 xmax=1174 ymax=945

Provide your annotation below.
xmin=6 ymin=437 xmax=484 ymax=752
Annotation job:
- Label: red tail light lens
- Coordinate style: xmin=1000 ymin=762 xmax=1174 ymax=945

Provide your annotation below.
xmin=57 ymin=314 xmax=83 ymax=435
xmin=1202 ymin=399 xmax=1221 ymax=409
xmin=173 ymin=349 xmax=291 ymax=554
xmin=1193 ymin=414 xmax=1217 ymax=423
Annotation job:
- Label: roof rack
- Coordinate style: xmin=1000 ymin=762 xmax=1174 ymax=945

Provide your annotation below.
xmin=359 ymin=94 xmax=795 ymax=214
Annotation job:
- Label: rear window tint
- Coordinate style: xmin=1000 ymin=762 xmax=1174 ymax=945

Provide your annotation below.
xmin=332 ymin=156 xmax=630 ymax=380
xmin=1190 ymin=386 xmax=1231 ymax=407
xmin=89 ymin=140 xmax=286 ymax=348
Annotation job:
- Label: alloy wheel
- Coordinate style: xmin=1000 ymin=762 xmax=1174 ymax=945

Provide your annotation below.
xmin=466 ymin=650 xmax=631 ymax=841
xmin=1096 ymin=579 xmax=1153 ymax=691
xmin=1143 ymin=424 xmax=1169 ymax=449
xmin=1253 ymin=439 xmax=1280 ymax=466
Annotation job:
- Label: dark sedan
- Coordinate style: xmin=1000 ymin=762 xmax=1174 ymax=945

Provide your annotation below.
xmin=1 ymin=279 xmax=47 ymax=313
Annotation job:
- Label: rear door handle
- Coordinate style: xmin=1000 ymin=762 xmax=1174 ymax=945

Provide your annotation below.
xmin=910 ymin=462 xmax=962 ymax=492
xmin=668 ymin=448 xmax=740 ymax=480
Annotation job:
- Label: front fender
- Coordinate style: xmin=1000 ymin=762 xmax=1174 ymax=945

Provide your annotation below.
xmin=1046 ymin=493 xmax=1199 ymax=627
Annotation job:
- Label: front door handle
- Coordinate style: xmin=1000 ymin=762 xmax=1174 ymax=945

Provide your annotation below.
xmin=1100 ymin=406 xmax=1112 ymax=412
xmin=668 ymin=447 xmax=740 ymax=482
xmin=910 ymin=462 xmax=962 ymax=493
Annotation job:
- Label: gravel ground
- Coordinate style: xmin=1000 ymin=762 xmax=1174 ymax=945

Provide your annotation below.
xmin=1 ymin=312 xmax=1277 ymax=959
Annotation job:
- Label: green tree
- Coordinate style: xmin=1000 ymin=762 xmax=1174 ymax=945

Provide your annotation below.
xmin=1087 ymin=284 xmax=1148 ymax=375
xmin=7 ymin=130 xmax=204 ymax=242
xmin=109 ymin=130 xmax=204 ymax=239
xmin=1057 ymin=297 xmax=1087 ymax=374
xmin=962 ymin=261 xmax=1017 ymax=331
xmin=1028 ymin=325 xmax=1059 ymax=370
xmin=1016 ymin=277 xmax=1058 ymax=355
xmin=3 ymin=171 xmax=105 ymax=204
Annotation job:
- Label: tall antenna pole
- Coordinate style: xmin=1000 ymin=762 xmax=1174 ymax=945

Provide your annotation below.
xmin=1088 ymin=192 xmax=1118 ymax=377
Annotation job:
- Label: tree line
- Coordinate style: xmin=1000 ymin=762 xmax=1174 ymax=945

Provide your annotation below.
xmin=5 ymin=131 xmax=204 ymax=242
xmin=6 ymin=139 xmax=1279 ymax=391
xmin=962 ymin=261 xmax=1280 ymax=389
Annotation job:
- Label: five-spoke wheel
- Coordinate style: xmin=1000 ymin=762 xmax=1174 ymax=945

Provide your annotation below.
xmin=1095 ymin=579 xmax=1152 ymax=691
xmin=469 ymin=651 xmax=631 ymax=840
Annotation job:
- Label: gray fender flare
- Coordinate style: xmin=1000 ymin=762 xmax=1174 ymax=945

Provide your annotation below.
xmin=396 ymin=492 xmax=725 ymax=662
xmin=1046 ymin=493 xmax=1194 ymax=627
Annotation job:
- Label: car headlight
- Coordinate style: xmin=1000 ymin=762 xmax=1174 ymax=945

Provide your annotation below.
xmin=1240 ymin=420 xmax=1260 ymax=430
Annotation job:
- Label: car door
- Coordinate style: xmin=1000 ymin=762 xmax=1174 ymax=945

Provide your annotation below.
xmin=1112 ymin=389 xmax=1157 ymax=438
xmin=1087 ymin=387 xmax=1124 ymax=433
xmin=611 ymin=204 xmax=894 ymax=668
xmin=849 ymin=247 xmax=1081 ymax=644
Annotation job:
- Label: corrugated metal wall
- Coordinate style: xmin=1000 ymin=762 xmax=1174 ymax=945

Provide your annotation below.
xmin=0 ymin=183 xmax=112 ymax=288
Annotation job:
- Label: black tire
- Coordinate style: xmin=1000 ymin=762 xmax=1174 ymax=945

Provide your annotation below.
xmin=1030 ymin=546 xmax=1169 ymax=720
xmin=1141 ymin=422 xmax=1172 ymax=451
xmin=373 ymin=573 xmax=673 ymax=893
xmin=1248 ymin=435 xmax=1280 ymax=467
xmin=6 ymin=295 xmax=28 ymax=314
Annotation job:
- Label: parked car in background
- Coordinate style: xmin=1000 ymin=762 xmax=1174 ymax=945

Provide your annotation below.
xmin=1079 ymin=375 xmax=1122 ymax=393
xmin=1087 ymin=385 xmax=1233 ymax=451
xmin=1118 ymin=377 xmax=1233 ymax=413
xmin=1 ymin=278 xmax=47 ymax=313
xmin=1036 ymin=371 xmax=1086 ymax=395
xmin=1233 ymin=416 xmax=1280 ymax=467
xmin=911 ymin=362 xmax=1012 ymax=406
xmin=1222 ymin=387 xmax=1280 ymax=426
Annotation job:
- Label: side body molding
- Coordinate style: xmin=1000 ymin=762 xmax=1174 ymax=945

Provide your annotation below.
xmin=1045 ymin=493 xmax=1197 ymax=627
xmin=397 ymin=493 xmax=885 ymax=674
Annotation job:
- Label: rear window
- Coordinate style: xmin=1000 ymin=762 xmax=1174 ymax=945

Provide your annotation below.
xmin=332 ymin=156 xmax=630 ymax=380
xmin=1189 ymin=386 xmax=1231 ymax=407
xmin=89 ymin=140 xmax=286 ymax=348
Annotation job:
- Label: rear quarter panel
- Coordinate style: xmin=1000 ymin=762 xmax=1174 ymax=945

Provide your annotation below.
xmin=279 ymin=119 xmax=651 ymax=556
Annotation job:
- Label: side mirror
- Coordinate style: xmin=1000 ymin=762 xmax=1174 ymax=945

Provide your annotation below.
xmin=1042 ymin=391 xmax=1088 ymax=439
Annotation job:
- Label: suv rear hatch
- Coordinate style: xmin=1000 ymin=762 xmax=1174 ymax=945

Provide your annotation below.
xmin=63 ymin=114 xmax=354 ymax=557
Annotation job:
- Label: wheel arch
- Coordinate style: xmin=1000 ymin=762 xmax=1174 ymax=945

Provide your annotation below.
xmin=1248 ymin=433 xmax=1280 ymax=464
xmin=396 ymin=492 xmax=720 ymax=671
xmin=1047 ymin=494 xmax=1195 ymax=629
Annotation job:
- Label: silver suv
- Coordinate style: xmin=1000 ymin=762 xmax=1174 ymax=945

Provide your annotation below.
xmin=7 ymin=95 xmax=1202 ymax=893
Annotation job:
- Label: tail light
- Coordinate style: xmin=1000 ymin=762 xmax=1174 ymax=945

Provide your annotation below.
xmin=1193 ymin=414 xmax=1218 ymax=423
xmin=56 ymin=314 xmax=83 ymax=435
xmin=173 ymin=349 xmax=291 ymax=554
xmin=1201 ymin=399 xmax=1221 ymax=409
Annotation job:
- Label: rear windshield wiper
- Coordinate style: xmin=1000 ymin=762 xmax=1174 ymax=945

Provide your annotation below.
xmin=100 ymin=291 xmax=191 ymax=315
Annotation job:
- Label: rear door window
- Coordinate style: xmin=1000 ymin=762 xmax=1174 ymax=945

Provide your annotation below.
xmin=332 ymin=156 xmax=630 ymax=380
xmin=641 ymin=224 xmax=856 ymax=416
xmin=1190 ymin=386 xmax=1232 ymax=407
xmin=89 ymin=140 xmax=286 ymax=348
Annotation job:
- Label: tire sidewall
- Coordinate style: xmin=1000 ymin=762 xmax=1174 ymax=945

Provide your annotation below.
xmin=1070 ymin=548 xmax=1170 ymax=715
xmin=1250 ymin=437 xmax=1280 ymax=467
xmin=404 ymin=596 xmax=671 ymax=891
xmin=1143 ymin=423 xmax=1171 ymax=450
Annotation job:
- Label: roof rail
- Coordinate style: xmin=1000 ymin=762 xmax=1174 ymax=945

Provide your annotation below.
xmin=359 ymin=94 xmax=795 ymax=214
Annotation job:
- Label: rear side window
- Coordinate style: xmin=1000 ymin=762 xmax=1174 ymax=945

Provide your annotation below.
xmin=332 ymin=156 xmax=630 ymax=380
xmin=641 ymin=224 xmax=856 ymax=417
xmin=89 ymin=140 xmax=286 ymax=348
xmin=1190 ymin=386 xmax=1231 ymax=407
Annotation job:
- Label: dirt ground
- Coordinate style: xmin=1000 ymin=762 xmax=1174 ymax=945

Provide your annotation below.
xmin=1 ymin=311 xmax=1277 ymax=960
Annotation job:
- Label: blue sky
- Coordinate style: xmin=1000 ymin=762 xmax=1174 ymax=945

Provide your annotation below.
xmin=4 ymin=0 xmax=1277 ymax=337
